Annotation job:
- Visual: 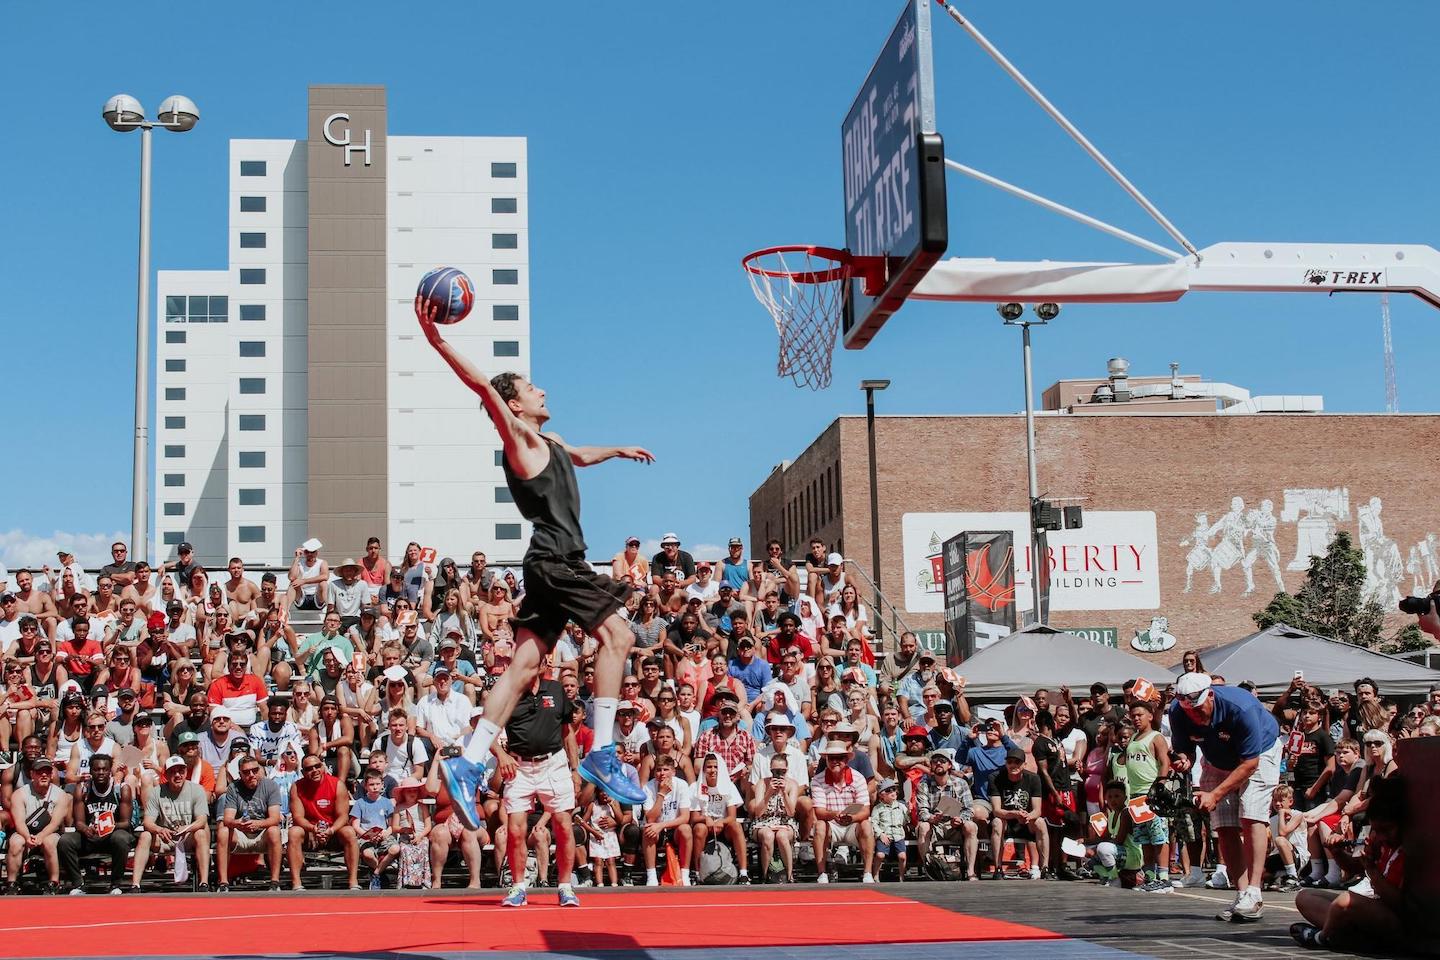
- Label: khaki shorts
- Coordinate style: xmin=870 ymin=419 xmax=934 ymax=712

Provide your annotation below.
xmin=1199 ymin=738 xmax=1282 ymax=829
xmin=825 ymin=822 xmax=860 ymax=847
xmin=228 ymin=828 xmax=269 ymax=853
xmin=503 ymin=751 xmax=575 ymax=816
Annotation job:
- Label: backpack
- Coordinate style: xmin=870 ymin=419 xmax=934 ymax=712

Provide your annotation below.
xmin=698 ymin=838 xmax=738 ymax=885
xmin=923 ymin=849 xmax=966 ymax=881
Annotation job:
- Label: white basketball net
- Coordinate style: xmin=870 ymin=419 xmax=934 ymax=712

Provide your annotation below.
xmin=743 ymin=247 xmax=850 ymax=391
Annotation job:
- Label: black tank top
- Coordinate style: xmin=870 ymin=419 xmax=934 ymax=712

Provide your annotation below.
xmin=83 ymin=779 xmax=121 ymax=825
xmin=502 ymin=437 xmax=586 ymax=560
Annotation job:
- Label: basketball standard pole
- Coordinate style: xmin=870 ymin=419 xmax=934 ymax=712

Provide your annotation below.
xmin=1008 ymin=316 xmax=1045 ymax=624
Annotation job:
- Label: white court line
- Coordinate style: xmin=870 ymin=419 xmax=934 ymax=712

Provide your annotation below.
xmin=0 ymin=898 xmax=908 ymax=936
xmin=1168 ymin=889 xmax=1301 ymax=914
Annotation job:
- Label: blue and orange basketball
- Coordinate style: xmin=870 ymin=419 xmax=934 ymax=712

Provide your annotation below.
xmin=416 ymin=266 xmax=475 ymax=325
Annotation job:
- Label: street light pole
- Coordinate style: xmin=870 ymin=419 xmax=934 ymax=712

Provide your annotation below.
xmin=860 ymin=379 xmax=890 ymax=648
xmin=131 ymin=125 xmax=153 ymax=561
xmin=1000 ymin=303 xmax=1058 ymax=624
xmin=104 ymin=94 xmax=199 ymax=561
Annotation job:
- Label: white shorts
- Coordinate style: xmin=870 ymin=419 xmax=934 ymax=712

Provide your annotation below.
xmin=1199 ymin=738 xmax=1282 ymax=829
xmin=503 ymin=750 xmax=575 ymax=816
xmin=825 ymin=822 xmax=860 ymax=847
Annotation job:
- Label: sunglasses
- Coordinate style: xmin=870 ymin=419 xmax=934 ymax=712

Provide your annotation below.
xmin=85 ymin=723 xmax=107 ymax=731
xmin=302 ymin=763 xmax=323 ymax=771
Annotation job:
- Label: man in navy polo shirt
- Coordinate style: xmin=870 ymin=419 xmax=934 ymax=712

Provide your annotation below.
xmin=1167 ymin=672 xmax=1281 ymax=924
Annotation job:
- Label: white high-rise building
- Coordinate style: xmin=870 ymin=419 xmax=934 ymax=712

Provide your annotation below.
xmin=155 ymin=86 xmax=530 ymax=566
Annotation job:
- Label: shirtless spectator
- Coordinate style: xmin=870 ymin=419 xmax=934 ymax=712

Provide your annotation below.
xmin=223 ymin=558 xmax=261 ymax=621
xmin=90 ymin=575 xmax=120 ymax=617
xmin=287 ymin=539 xmax=330 ymax=612
xmin=131 ymin=756 xmax=209 ymax=891
xmin=12 ymin=571 xmax=58 ymax=640
xmin=120 ymin=561 xmax=159 ymax=614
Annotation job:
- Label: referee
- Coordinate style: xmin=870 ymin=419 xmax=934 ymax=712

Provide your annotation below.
xmin=494 ymin=671 xmax=581 ymax=907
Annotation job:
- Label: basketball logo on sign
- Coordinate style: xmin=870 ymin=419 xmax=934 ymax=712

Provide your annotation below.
xmin=416 ymin=267 xmax=475 ymax=325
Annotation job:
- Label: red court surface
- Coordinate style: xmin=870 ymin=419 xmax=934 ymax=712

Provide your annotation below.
xmin=0 ymin=888 xmax=1063 ymax=958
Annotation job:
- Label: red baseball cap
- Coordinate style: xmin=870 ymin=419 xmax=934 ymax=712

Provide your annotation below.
xmin=903 ymin=724 xmax=930 ymax=740
xmin=147 ymin=611 xmax=167 ymax=631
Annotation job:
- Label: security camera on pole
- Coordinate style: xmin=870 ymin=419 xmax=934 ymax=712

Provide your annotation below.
xmin=999 ymin=302 xmax=1060 ymax=623
xmin=103 ymin=94 xmax=200 ymax=560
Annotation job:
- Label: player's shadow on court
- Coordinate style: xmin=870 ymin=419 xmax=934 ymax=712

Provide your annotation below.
xmin=541 ymin=929 xmax=649 ymax=959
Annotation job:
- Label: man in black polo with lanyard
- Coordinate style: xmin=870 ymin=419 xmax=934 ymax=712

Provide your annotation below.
xmin=1168 ymin=672 xmax=1281 ymax=924
xmin=493 ymin=669 xmax=580 ymax=908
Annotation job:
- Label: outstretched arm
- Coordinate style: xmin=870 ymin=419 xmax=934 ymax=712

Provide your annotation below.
xmin=544 ymin=434 xmax=655 ymax=468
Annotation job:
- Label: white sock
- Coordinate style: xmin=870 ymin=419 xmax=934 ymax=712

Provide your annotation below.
xmin=463 ymin=719 xmax=501 ymax=764
xmin=739 ymin=869 xmax=748 ymax=877
xmin=680 ymin=872 xmax=691 ymax=886
xmin=1325 ymin=860 xmax=1342 ymax=885
xmin=591 ymin=698 xmax=619 ymax=749
xmin=1245 ymin=884 xmax=1262 ymax=900
xmin=1283 ymin=863 xmax=1297 ymax=877
xmin=645 ymin=868 xmax=657 ymax=882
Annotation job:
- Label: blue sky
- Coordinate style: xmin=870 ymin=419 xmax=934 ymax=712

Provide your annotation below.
xmin=2 ymin=1 xmax=1438 ymax=567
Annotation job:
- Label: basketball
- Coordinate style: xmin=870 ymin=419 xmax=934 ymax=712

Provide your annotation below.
xmin=416 ymin=266 xmax=475 ymax=325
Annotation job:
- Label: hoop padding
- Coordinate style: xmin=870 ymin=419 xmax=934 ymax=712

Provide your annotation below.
xmin=743 ymin=245 xmax=851 ymax=390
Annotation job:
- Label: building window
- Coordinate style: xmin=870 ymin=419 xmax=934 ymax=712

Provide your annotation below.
xmin=493 ymin=304 xmax=519 ymax=321
xmin=238 ymin=341 xmax=266 ymax=358
xmin=238 ymin=525 xmax=266 ymax=543
xmin=162 ymin=531 xmax=185 ymax=545
xmin=163 ymin=474 xmax=184 ymax=487
xmin=492 ymin=269 xmax=518 ymax=285
xmin=166 ymin=295 xmax=227 ymax=324
xmin=163 ymin=503 xmax=184 ymax=517
xmin=239 ymin=304 xmax=266 ymax=321
xmin=492 ymin=197 xmax=517 ymax=214
xmin=164 ymin=416 xmax=185 ymax=429
xmin=494 ymin=341 xmax=520 ymax=358
xmin=240 ymin=160 xmax=267 ymax=176
xmin=238 ymin=414 xmax=266 ymax=431
xmin=238 ymin=489 xmax=266 ymax=506
xmin=165 ymin=296 xmax=186 ymax=323
xmin=238 ymin=377 xmax=266 ymax=395
xmin=240 ymin=268 xmax=266 ymax=285
xmin=239 ymin=232 xmax=266 ymax=249
xmin=166 ymin=331 xmax=186 ymax=344
xmin=494 ymin=450 xmax=505 ymax=467
xmin=496 ymin=523 xmax=522 ymax=540
xmin=165 ymin=387 xmax=186 ymax=401
xmin=492 ymin=233 xmax=518 ymax=249
xmin=164 ymin=445 xmax=185 ymax=459
xmin=491 ymin=162 xmax=517 ymax=178
xmin=239 ymin=196 xmax=266 ymax=212
xmin=165 ymin=359 xmax=185 ymax=373
xmin=494 ymin=486 xmax=514 ymax=504
xmin=238 ymin=451 xmax=265 ymax=468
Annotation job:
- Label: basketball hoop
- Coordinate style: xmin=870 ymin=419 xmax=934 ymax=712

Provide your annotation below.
xmin=742 ymin=245 xmax=852 ymax=390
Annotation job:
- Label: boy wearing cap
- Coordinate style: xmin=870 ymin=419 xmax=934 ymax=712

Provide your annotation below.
xmin=1167 ymin=671 xmax=1282 ymax=922
xmin=872 ymin=779 xmax=909 ymax=880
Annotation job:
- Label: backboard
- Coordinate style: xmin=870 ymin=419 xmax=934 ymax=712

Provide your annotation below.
xmin=840 ymin=0 xmax=949 ymax=350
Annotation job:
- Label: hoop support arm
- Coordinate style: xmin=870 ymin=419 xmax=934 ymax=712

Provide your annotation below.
xmin=910 ymin=241 xmax=1440 ymax=309
xmin=933 ymin=0 xmax=1201 ymax=262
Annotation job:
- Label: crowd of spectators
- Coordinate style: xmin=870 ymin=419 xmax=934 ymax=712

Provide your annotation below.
xmin=0 ymin=531 xmax=1434 ymax=942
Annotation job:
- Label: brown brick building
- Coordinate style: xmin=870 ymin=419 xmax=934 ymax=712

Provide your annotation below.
xmin=748 ymin=367 xmax=1439 ymax=663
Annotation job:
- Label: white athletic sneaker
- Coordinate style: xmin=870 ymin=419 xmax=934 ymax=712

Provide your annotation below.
xmin=1206 ymin=866 xmax=1230 ymax=889
xmin=1348 ymin=876 xmax=1375 ymax=898
xmin=1231 ymin=889 xmax=1264 ymax=923
xmin=816 ymin=873 xmax=830 ymax=884
xmin=862 ymin=873 xmax=876 ymax=884
xmin=1028 ymin=866 xmax=1042 ymax=880
xmin=1172 ymin=868 xmax=1205 ymax=888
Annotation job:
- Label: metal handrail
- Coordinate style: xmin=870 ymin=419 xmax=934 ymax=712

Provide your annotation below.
xmin=840 ymin=557 xmax=915 ymax=655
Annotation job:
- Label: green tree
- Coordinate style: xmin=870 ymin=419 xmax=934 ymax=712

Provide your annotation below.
xmin=1252 ymin=532 xmax=1409 ymax=649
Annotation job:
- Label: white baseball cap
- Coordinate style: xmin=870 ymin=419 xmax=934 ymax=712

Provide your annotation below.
xmin=1174 ymin=672 xmax=1213 ymax=702
xmin=301 ymin=538 xmax=323 ymax=553
xmin=827 ymin=552 xmax=844 ymax=566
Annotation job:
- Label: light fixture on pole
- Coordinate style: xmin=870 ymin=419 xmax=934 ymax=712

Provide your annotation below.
xmin=860 ymin=379 xmax=890 ymax=648
xmin=103 ymin=93 xmax=199 ymax=561
xmin=999 ymin=302 xmax=1058 ymax=623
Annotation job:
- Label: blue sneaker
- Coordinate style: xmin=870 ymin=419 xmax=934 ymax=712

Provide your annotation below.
xmin=438 ymin=756 xmax=487 ymax=830
xmin=558 ymin=883 xmax=579 ymax=907
xmin=579 ymin=745 xmax=645 ymax=805
xmin=501 ymin=884 xmax=528 ymax=908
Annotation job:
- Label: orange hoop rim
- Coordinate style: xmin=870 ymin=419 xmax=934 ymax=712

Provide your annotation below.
xmin=741 ymin=245 xmax=852 ymax=284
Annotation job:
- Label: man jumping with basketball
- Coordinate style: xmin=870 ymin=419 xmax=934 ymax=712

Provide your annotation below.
xmin=415 ymin=301 xmax=653 ymax=843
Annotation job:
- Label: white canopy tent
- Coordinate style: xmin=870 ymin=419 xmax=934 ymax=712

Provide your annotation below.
xmin=1171 ymin=623 xmax=1440 ymax=699
xmin=958 ymin=624 xmax=1176 ymax=702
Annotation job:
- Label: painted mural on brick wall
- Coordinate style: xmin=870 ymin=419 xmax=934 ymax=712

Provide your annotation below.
xmin=1180 ymin=488 xmax=1436 ymax=606
xmin=902 ymin=494 xmax=1437 ymax=620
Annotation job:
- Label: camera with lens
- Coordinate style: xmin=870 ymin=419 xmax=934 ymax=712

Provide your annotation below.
xmin=1398 ymin=592 xmax=1439 ymax=616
